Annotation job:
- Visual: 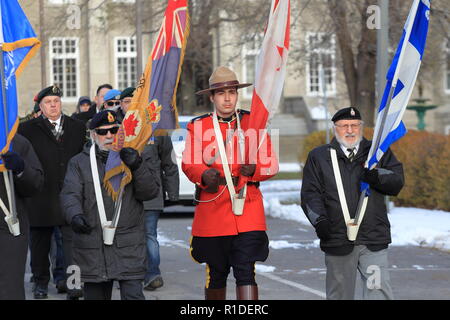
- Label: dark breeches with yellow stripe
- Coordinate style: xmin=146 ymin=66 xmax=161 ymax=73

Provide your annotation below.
xmin=190 ymin=231 xmax=269 ymax=289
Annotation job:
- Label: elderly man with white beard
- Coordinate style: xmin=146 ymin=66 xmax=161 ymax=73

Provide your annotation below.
xmin=60 ymin=110 xmax=159 ymax=300
xmin=301 ymin=107 xmax=404 ymax=300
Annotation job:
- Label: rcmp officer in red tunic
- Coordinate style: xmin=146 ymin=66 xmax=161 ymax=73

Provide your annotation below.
xmin=182 ymin=66 xmax=279 ymax=300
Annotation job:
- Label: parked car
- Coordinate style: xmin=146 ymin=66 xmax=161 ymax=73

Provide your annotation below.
xmin=170 ymin=115 xmax=196 ymax=206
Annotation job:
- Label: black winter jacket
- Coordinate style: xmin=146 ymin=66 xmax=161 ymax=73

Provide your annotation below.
xmin=301 ymin=137 xmax=404 ymax=253
xmin=60 ymin=142 xmax=159 ymax=282
xmin=143 ymin=134 xmax=179 ymax=211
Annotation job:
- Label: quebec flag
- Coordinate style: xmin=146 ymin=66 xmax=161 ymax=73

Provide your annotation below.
xmin=366 ymin=0 xmax=430 ymax=173
xmin=0 ymin=0 xmax=40 ymax=171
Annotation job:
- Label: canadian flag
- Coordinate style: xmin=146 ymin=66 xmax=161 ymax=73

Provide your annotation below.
xmin=245 ymin=0 xmax=290 ymax=166
xmin=248 ymin=0 xmax=290 ymax=134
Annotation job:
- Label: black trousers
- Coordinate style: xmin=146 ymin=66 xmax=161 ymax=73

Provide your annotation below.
xmin=0 ymin=228 xmax=28 ymax=300
xmin=84 ymin=280 xmax=145 ymax=300
xmin=30 ymin=225 xmax=73 ymax=287
xmin=190 ymin=231 xmax=269 ymax=289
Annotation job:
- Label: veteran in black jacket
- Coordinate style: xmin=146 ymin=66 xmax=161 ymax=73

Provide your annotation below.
xmin=301 ymin=107 xmax=404 ymax=300
xmin=60 ymin=110 xmax=159 ymax=300
xmin=0 ymin=134 xmax=44 ymax=300
xmin=18 ymin=85 xmax=86 ymax=299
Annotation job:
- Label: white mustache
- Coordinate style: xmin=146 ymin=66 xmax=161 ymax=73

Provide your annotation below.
xmin=103 ymin=138 xmax=114 ymax=144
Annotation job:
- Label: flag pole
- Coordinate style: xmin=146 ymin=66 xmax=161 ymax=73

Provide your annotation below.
xmin=353 ymin=0 xmax=420 ymax=225
xmin=353 ymin=86 xmax=395 ymax=224
xmin=110 ymin=186 xmax=124 ymax=228
xmin=0 ymin=45 xmax=19 ymax=227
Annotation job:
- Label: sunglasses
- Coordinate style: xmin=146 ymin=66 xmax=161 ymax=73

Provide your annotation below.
xmin=95 ymin=126 xmax=119 ymax=135
xmin=106 ymin=100 xmax=121 ymax=107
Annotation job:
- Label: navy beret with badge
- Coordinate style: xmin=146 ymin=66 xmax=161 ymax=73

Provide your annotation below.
xmin=36 ymin=85 xmax=62 ymax=104
xmin=120 ymin=87 xmax=135 ymax=100
xmin=331 ymin=107 xmax=362 ymax=122
xmin=88 ymin=110 xmax=120 ymax=130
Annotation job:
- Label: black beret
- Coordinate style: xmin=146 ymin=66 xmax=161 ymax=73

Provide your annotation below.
xmin=331 ymin=107 xmax=362 ymax=122
xmin=89 ymin=110 xmax=120 ymax=130
xmin=37 ymin=85 xmax=62 ymax=103
xmin=120 ymin=87 xmax=135 ymax=100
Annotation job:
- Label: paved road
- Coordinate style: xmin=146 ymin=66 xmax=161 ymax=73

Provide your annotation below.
xmin=24 ymin=206 xmax=450 ymax=300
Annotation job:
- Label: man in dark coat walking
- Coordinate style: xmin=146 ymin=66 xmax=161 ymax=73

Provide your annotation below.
xmin=18 ymin=85 xmax=86 ymax=299
xmin=60 ymin=110 xmax=159 ymax=300
xmin=301 ymin=107 xmax=404 ymax=300
xmin=0 ymin=134 xmax=44 ymax=300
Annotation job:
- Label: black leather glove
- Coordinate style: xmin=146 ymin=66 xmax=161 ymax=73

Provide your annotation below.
xmin=240 ymin=164 xmax=256 ymax=177
xmin=201 ymin=168 xmax=220 ymax=193
xmin=361 ymin=168 xmax=379 ymax=186
xmin=71 ymin=215 xmax=92 ymax=234
xmin=315 ymin=218 xmax=331 ymax=241
xmin=1 ymin=151 xmax=25 ymax=175
xmin=120 ymin=147 xmax=142 ymax=171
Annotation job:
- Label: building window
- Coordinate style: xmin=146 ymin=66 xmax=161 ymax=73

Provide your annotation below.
xmin=115 ymin=37 xmax=137 ymax=90
xmin=306 ymin=32 xmax=336 ymax=96
xmin=49 ymin=38 xmax=79 ymax=99
xmin=242 ymin=35 xmax=262 ymax=99
xmin=48 ymin=0 xmax=77 ymax=4
xmin=446 ymin=40 xmax=450 ymax=93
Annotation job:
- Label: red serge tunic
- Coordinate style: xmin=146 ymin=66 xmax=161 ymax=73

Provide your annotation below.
xmin=182 ymin=110 xmax=279 ymax=237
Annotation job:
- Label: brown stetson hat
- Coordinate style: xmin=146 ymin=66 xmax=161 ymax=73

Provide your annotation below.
xmin=195 ymin=66 xmax=252 ymax=95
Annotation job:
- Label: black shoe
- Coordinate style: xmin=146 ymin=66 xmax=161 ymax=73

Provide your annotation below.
xmin=56 ymin=279 xmax=68 ymax=294
xmin=144 ymin=276 xmax=164 ymax=291
xmin=33 ymin=285 xmax=48 ymax=300
xmin=67 ymin=288 xmax=83 ymax=300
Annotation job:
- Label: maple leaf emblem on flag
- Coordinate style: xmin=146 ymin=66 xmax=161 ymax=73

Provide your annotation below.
xmin=122 ymin=113 xmax=140 ymax=137
xmin=146 ymin=99 xmax=162 ymax=123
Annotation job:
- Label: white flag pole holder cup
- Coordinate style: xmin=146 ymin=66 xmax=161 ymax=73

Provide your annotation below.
xmin=102 ymin=222 xmax=115 ymax=245
xmin=0 ymin=45 xmax=20 ymax=236
xmin=2 ymin=172 xmax=20 ymax=236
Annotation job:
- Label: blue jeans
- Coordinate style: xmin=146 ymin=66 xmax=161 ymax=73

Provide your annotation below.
xmin=50 ymin=227 xmax=65 ymax=284
xmin=144 ymin=210 xmax=162 ymax=283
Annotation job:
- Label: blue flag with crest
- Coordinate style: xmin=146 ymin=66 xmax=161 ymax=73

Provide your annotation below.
xmin=0 ymin=0 xmax=40 ymax=170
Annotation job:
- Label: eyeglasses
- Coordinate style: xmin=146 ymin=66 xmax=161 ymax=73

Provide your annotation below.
xmin=106 ymin=100 xmax=121 ymax=107
xmin=334 ymin=123 xmax=362 ymax=130
xmin=95 ymin=127 xmax=119 ymax=136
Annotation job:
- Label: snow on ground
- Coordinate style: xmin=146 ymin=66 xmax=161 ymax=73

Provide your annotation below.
xmin=255 ymin=264 xmax=276 ymax=273
xmin=279 ymin=163 xmax=302 ymax=172
xmin=389 ymin=207 xmax=450 ymax=251
xmin=262 ymin=179 xmax=450 ymax=252
xmin=269 ymin=240 xmax=318 ymax=250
